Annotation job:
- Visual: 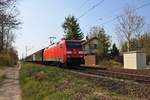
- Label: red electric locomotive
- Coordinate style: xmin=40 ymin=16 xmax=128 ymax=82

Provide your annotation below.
xmin=43 ymin=40 xmax=85 ymax=66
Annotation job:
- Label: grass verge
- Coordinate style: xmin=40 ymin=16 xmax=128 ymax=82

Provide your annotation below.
xmin=20 ymin=63 xmax=148 ymax=100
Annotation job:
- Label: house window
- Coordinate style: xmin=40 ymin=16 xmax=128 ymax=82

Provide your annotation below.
xmin=94 ymin=44 xmax=97 ymax=49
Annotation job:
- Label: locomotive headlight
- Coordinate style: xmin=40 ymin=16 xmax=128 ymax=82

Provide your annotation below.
xmin=66 ymin=51 xmax=72 ymax=54
xmin=80 ymin=55 xmax=83 ymax=57
xmin=79 ymin=51 xmax=84 ymax=54
xmin=67 ymin=55 xmax=70 ymax=58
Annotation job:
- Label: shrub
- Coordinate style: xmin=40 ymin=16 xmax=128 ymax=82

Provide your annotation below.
xmin=0 ymin=53 xmax=11 ymax=66
xmin=98 ymin=60 xmax=123 ymax=68
xmin=33 ymin=71 xmax=48 ymax=81
xmin=0 ymin=48 xmax=18 ymax=66
xmin=0 ymin=69 xmax=5 ymax=81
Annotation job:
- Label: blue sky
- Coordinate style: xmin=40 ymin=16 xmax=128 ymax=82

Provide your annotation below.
xmin=15 ymin=0 xmax=150 ymax=58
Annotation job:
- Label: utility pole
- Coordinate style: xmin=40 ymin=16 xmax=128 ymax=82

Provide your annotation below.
xmin=22 ymin=53 xmax=24 ymax=61
xmin=25 ymin=45 xmax=32 ymax=58
xmin=25 ymin=46 xmax=27 ymax=58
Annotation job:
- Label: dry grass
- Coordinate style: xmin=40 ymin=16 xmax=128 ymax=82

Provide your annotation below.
xmin=0 ymin=49 xmax=18 ymax=67
xmin=98 ymin=60 xmax=123 ymax=68
xmin=0 ymin=69 xmax=5 ymax=81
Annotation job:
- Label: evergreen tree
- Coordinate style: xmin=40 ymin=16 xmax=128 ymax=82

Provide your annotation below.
xmin=62 ymin=16 xmax=83 ymax=40
xmin=141 ymin=32 xmax=150 ymax=56
xmin=89 ymin=27 xmax=111 ymax=58
xmin=110 ymin=43 xmax=119 ymax=58
xmin=97 ymin=30 xmax=110 ymax=58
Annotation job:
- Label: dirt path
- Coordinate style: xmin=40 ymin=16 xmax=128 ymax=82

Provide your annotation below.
xmin=0 ymin=67 xmax=21 ymax=100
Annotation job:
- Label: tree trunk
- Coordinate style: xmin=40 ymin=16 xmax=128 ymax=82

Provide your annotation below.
xmin=0 ymin=22 xmax=4 ymax=52
xmin=127 ymin=40 xmax=130 ymax=52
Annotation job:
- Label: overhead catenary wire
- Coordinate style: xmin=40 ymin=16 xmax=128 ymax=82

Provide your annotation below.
xmin=73 ymin=0 xmax=91 ymax=14
xmin=54 ymin=1 xmax=150 ymax=38
xmin=99 ymin=1 xmax=150 ymax=26
xmin=135 ymin=1 xmax=150 ymax=10
xmin=57 ymin=0 xmax=92 ymax=29
xmin=78 ymin=0 xmax=104 ymax=19
xmin=54 ymin=0 xmax=105 ymax=40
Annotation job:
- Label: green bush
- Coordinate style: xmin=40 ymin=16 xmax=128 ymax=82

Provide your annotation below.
xmin=0 ymin=49 xmax=18 ymax=66
xmin=0 ymin=53 xmax=11 ymax=66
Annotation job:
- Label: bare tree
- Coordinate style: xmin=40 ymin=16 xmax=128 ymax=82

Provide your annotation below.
xmin=116 ymin=7 xmax=145 ymax=51
xmin=0 ymin=0 xmax=20 ymax=52
xmin=0 ymin=0 xmax=16 ymax=9
xmin=0 ymin=0 xmax=20 ymax=66
xmin=141 ymin=28 xmax=150 ymax=56
xmin=88 ymin=26 xmax=105 ymax=39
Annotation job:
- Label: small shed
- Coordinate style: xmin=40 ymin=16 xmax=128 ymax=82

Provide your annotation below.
xmin=84 ymin=55 xmax=96 ymax=66
xmin=123 ymin=51 xmax=146 ymax=69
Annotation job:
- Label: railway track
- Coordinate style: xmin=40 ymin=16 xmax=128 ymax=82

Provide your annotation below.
xmin=27 ymin=61 xmax=150 ymax=84
xmin=69 ymin=66 xmax=150 ymax=84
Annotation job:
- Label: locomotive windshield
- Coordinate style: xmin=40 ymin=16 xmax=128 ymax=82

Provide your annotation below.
xmin=66 ymin=42 xmax=82 ymax=48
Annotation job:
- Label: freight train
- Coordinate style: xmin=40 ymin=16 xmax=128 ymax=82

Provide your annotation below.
xmin=25 ymin=40 xmax=85 ymax=66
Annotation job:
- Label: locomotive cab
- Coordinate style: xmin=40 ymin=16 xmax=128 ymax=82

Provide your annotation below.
xmin=43 ymin=40 xmax=85 ymax=66
xmin=65 ymin=41 xmax=85 ymax=65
